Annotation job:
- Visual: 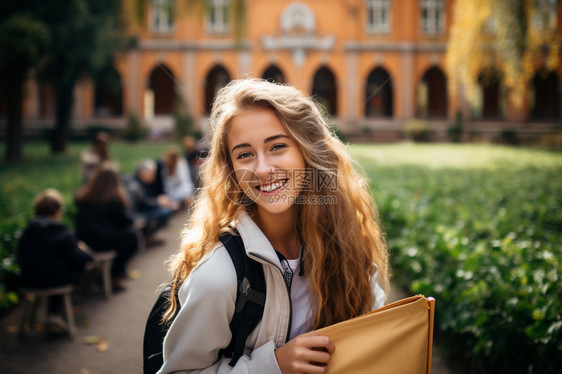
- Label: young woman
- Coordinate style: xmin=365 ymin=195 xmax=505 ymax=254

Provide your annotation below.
xmin=158 ymin=79 xmax=390 ymax=374
xmin=75 ymin=161 xmax=138 ymax=290
xmin=80 ymin=131 xmax=111 ymax=183
xmin=160 ymin=146 xmax=195 ymax=208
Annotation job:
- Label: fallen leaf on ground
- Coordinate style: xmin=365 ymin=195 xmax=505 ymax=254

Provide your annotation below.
xmin=6 ymin=325 xmax=18 ymax=333
xmin=33 ymin=323 xmax=44 ymax=331
xmin=128 ymin=269 xmax=140 ymax=279
xmin=83 ymin=335 xmax=102 ymax=344
xmin=97 ymin=339 xmax=110 ymax=352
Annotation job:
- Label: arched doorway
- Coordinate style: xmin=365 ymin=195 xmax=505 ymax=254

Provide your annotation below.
xmin=148 ymin=64 xmax=176 ymax=115
xmin=262 ymin=65 xmax=286 ymax=84
xmin=312 ymin=66 xmax=337 ymax=116
xmin=365 ymin=67 xmax=393 ymax=118
xmin=94 ymin=67 xmax=123 ymax=117
xmin=205 ymin=65 xmax=231 ymax=114
xmin=531 ymin=69 xmax=560 ymax=120
xmin=477 ymin=68 xmax=504 ymax=119
xmin=419 ymin=67 xmax=447 ymax=118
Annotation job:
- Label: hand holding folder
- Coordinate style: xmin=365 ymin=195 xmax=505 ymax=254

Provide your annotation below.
xmin=313 ymin=295 xmax=436 ymax=374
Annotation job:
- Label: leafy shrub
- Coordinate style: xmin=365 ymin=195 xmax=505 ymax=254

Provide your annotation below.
xmin=174 ymin=97 xmax=195 ymax=140
xmin=122 ymin=114 xmax=148 ymax=142
xmin=447 ymin=111 xmax=464 ymax=142
xmin=404 ymin=120 xmax=430 ymax=142
xmin=500 ymin=129 xmax=519 ymax=145
xmin=353 ymin=144 xmax=562 ymax=373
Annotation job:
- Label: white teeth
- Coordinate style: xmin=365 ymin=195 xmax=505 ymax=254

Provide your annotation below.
xmin=259 ymin=180 xmax=285 ymax=192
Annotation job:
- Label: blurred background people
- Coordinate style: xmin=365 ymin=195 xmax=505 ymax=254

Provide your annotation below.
xmin=181 ymin=135 xmax=205 ymax=189
xmin=125 ymin=159 xmax=176 ymax=244
xmin=74 ymin=162 xmax=138 ymax=292
xmin=160 ymin=146 xmax=194 ymax=208
xmin=81 ymin=132 xmax=111 ymax=183
xmin=17 ymin=189 xmax=93 ymax=330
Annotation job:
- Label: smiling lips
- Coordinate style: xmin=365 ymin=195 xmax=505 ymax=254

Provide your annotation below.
xmin=257 ymin=179 xmax=288 ymax=193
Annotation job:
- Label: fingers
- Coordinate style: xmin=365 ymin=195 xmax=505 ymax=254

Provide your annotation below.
xmin=300 ymin=334 xmax=335 ymax=355
xmin=275 ymin=334 xmax=335 ymax=374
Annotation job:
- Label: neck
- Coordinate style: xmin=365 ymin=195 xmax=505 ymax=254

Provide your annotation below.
xmin=255 ymin=208 xmax=301 ymax=259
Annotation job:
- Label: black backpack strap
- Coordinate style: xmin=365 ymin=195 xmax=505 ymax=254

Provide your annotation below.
xmin=143 ymin=284 xmax=178 ymax=374
xmin=219 ymin=231 xmax=267 ymax=366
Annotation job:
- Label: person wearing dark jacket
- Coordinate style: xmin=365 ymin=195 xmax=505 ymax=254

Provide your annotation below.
xmin=18 ymin=189 xmax=93 ymax=327
xmin=125 ymin=159 xmax=177 ymax=241
xmin=75 ymin=162 xmax=138 ymax=291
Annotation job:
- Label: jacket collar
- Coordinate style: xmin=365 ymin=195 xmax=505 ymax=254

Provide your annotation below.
xmin=234 ymin=209 xmax=282 ymax=270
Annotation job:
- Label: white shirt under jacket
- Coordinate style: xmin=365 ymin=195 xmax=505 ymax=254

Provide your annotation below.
xmin=158 ymin=210 xmax=386 ymax=374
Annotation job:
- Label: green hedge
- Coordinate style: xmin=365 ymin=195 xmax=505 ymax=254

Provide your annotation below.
xmin=0 ymin=141 xmax=175 ymax=310
xmin=352 ymin=144 xmax=562 ymax=373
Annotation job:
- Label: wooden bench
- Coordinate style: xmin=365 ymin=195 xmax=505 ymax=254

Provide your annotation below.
xmin=18 ymin=285 xmax=76 ymax=338
xmin=83 ymin=250 xmax=118 ymax=299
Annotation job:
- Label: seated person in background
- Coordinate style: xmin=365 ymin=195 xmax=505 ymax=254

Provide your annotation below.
xmin=181 ymin=135 xmax=201 ymax=189
xmin=17 ymin=188 xmax=93 ymax=331
xmin=75 ymin=162 xmax=138 ymax=291
xmin=181 ymin=135 xmax=208 ymax=189
xmin=125 ymin=159 xmax=176 ymax=242
xmin=160 ymin=146 xmax=194 ymax=208
xmin=81 ymin=132 xmax=111 ymax=183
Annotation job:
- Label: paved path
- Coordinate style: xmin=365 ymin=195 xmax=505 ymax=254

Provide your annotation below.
xmin=0 ymin=211 xmax=451 ymax=373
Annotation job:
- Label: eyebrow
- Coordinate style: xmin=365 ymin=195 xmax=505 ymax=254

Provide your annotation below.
xmin=230 ymin=134 xmax=291 ymax=153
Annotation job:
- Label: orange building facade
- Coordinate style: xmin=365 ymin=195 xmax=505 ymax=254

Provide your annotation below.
xmin=14 ymin=0 xmax=562 ymax=139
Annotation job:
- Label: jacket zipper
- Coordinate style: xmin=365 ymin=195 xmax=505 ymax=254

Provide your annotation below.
xmin=249 ymin=252 xmax=293 ymax=343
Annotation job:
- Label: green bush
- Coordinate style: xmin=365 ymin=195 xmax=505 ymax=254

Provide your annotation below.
xmin=447 ymin=111 xmax=464 ymax=143
xmin=173 ymin=96 xmax=195 ymax=140
xmin=500 ymin=129 xmax=519 ymax=145
xmin=404 ymin=120 xmax=430 ymax=142
xmin=122 ymin=114 xmax=148 ymax=142
xmin=352 ymin=144 xmax=562 ymax=373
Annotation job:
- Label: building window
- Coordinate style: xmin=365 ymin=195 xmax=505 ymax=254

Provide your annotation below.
xmin=532 ymin=0 xmax=558 ymax=32
xmin=151 ymin=0 xmax=174 ymax=33
xmin=207 ymin=0 xmax=230 ymax=34
xmin=366 ymin=0 xmax=391 ymax=33
xmin=421 ymin=0 xmax=444 ymax=34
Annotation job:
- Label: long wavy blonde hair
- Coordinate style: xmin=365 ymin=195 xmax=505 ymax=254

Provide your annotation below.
xmin=163 ymin=78 xmax=390 ymax=329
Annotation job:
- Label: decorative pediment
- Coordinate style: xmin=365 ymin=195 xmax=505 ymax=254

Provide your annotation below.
xmin=261 ymin=2 xmax=335 ymax=66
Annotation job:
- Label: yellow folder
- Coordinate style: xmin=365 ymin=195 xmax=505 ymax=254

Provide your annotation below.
xmin=314 ymin=295 xmax=436 ymax=374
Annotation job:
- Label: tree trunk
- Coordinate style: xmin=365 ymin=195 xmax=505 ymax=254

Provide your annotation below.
xmin=4 ymin=76 xmax=24 ymax=162
xmin=51 ymin=81 xmax=74 ymax=154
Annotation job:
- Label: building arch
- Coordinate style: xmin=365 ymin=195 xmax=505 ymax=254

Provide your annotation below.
xmin=418 ymin=66 xmax=447 ymax=119
xmin=475 ymin=68 xmax=505 ymax=119
xmin=148 ymin=64 xmax=177 ymax=116
xmin=262 ymin=65 xmax=286 ymax=84
xmin=312 ymin=66 xmax=337 ymax=116
xmin=94 ymin=66 xmax=123 ymax=117
xmin=531 ymin=69 xmax=560 ymax=121
xmin=365 ymin=66 xmax=393 ymax=118
xmin=204 ymin=64 xmax=231 ymax=115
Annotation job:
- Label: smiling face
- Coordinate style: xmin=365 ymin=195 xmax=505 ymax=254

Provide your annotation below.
xmin=227 ymin=106 xmax=306 ymax=217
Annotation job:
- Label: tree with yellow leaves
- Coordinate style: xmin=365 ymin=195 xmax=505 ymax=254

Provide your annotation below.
xmin=446 ymin=0 xmax=560 ymax=109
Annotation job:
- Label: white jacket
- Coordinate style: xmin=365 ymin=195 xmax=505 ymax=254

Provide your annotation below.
xmin=158 ymin=210 xmax=386 ymax=374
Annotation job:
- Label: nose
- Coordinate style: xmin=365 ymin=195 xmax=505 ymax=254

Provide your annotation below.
xmin=255 ymin=155 xmax=275 ymax=183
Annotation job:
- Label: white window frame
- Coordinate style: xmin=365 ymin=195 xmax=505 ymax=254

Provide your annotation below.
xmin=151 ymin=0 xmax=174 ymax=34
xmin=206 ymin=0 xmax=231 ymax=34
xmin=365 ymin=0 xmax=391 ymax=34
xmin=420 ymin=0 xmax=445 ymax=34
